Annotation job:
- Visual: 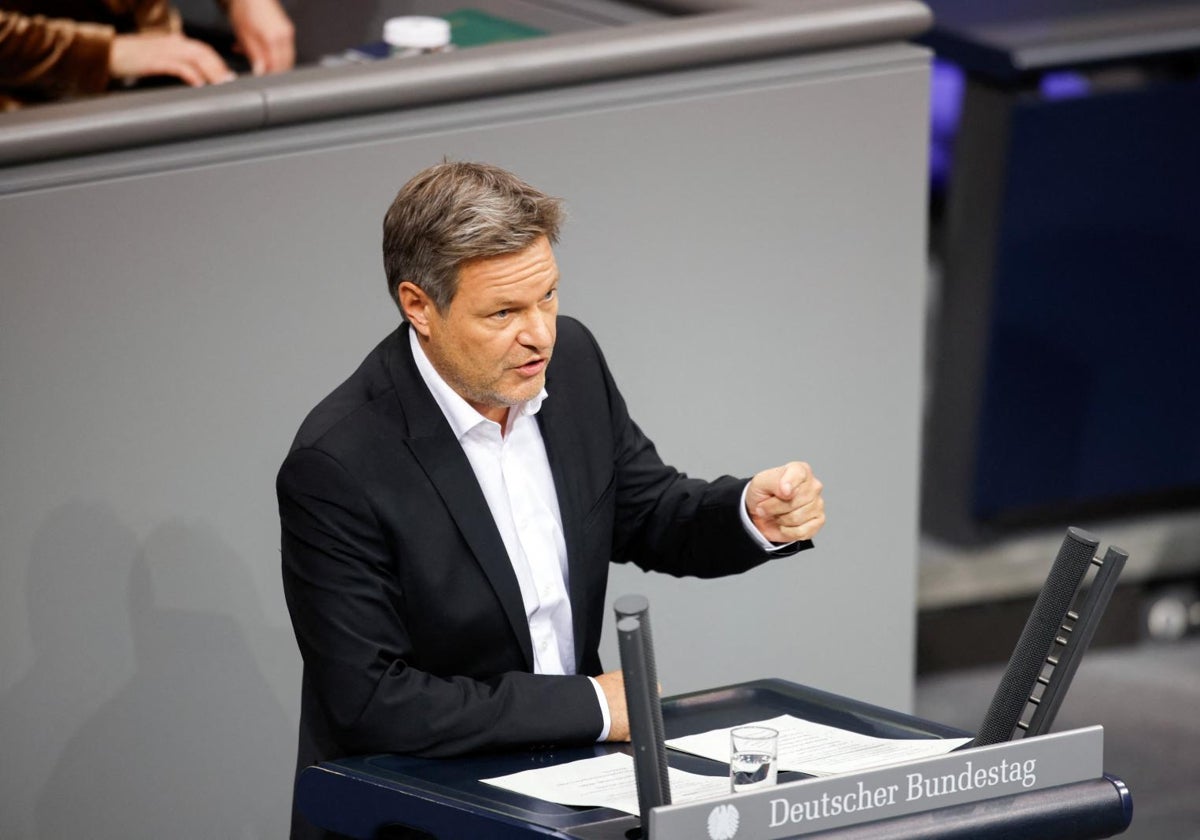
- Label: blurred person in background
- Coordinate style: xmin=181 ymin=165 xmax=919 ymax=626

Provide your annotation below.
xmin=0 ymin=0 xmax=293 ymax=110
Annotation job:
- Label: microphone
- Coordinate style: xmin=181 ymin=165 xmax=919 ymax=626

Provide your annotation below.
xmin=970 ymin=527 xmax=1099 ymax=747
xmin=615 ymin=594 xmax=671 ymax=829
xmin=1023 ymin=544 xmax=1128 ymax=737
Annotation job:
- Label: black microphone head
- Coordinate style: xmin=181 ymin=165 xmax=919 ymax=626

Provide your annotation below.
xmin=615 ymin=594 xmax=650 ymax=620
xmin=1037 ymin=527 xmax=1099 ymax=618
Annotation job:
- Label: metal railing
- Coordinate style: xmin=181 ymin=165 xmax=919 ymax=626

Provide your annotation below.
xmin=0 ymin=0 xmax=930 ymax=166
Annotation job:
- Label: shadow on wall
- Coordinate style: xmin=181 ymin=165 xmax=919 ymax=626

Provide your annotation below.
xmin=0 ymin=502 xmax=137 ymax=839
xmin=0 ymin=501 xmax=295 ymax=839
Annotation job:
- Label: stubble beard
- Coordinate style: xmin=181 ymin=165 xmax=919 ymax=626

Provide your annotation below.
xmin=454 ymin=365 xmax=546 ymax=415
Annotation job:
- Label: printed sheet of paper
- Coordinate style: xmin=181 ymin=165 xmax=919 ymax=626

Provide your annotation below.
xmin=480 ymin=751 xmax=729 ymax=815
xmin=666 ymin=714 xmax=972 ymax=777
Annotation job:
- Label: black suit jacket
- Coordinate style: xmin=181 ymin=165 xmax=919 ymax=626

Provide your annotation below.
xmin=278 ymin=316 xmax=810 ymax=836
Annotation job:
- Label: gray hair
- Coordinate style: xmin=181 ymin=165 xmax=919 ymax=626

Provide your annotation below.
xmin=382 ymin=161 xmax=565 ymax=317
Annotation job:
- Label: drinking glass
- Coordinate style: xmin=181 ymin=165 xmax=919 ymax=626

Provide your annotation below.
xmin=730 ymin=725 xmax=778 ymax=793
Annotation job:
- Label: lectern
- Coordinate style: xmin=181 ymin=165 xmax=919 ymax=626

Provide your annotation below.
xmin=296 ymin=679 xmax=1132 ymax=839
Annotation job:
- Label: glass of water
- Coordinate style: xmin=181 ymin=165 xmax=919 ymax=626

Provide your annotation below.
xmin=730 ymin=725 xmax=778 ymax=793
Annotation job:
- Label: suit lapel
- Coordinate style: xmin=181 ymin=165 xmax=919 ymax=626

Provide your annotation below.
xmin=387 ymin=326 xmax=535 ymax=670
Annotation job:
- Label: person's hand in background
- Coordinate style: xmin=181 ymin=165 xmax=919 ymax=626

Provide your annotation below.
xmin=109 ymin=32 xmax=234 ymax=86
xmin=226 ymin=0 xmax=294 ymax=75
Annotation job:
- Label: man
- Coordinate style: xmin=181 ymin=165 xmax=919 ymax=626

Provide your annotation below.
xmin=278 ymin=161 xmax=825 ymax=838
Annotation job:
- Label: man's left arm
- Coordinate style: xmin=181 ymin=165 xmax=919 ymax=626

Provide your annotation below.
xmin=598 ymin=363 xmax=821 ymax=573
xmin=562 ymin=317 xmax=822 ymax=576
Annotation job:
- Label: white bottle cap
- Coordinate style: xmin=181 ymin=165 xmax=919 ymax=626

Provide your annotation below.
xmin=383 ymin=16 xmax=452 ymax=51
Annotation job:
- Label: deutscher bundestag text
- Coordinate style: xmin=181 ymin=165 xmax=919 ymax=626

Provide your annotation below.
xmin=770 ymin=758 xmax=1038 ymax=827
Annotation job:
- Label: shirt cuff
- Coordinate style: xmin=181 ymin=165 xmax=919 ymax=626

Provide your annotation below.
xmin=588 ymin=676 xmax=611 ymax=741
xmin=739 ymin=482 xmax=798 ymax=552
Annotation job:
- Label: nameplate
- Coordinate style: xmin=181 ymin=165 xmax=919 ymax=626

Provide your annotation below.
xmin=648 ymin=726 xmax=1103 ymax=840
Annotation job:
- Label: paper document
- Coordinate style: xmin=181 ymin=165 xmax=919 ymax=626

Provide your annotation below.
xmin=667 ymin=714 xmax=971 ymax=777
xmin=480 ymin=751 xmax=729 ymax=815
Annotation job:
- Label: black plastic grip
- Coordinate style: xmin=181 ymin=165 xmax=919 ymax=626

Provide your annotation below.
xmin=971 ymin=527 xmax=1099 ymax=746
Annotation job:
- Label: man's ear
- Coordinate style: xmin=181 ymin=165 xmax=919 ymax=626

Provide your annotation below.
xmin=398 ymin=282 xmax=434 ymax=337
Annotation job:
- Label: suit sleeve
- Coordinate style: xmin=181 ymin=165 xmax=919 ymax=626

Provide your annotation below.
xmin=583 ymin=328 xmax=813 ymax=577
xmin=279 ymin=446 xmax=603 ymax=758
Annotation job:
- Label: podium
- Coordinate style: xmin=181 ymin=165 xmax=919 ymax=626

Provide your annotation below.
xmin=296 ymin=679 xmax=1132 ymax=839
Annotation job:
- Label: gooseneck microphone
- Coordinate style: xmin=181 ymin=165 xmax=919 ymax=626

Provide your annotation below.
xmin=615 ymin=594 xmax=671 ymax=829
xmin=970 ymin=527 xmax=1100 ymax=747
xmin=1024 ymin=544 xmax=1128 ymax=738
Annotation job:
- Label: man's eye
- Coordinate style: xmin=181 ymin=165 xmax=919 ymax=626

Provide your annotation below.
xmin=544 ymin=289 xmax=556 ymax=301
xmin=492 ymin=309 xmax=510 ymax=319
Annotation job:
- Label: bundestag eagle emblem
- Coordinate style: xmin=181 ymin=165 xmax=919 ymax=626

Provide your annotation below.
xmin=707 ymin=803 xmax=740 ymax=840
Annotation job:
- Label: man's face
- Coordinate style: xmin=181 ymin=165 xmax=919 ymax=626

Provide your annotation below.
xmin=404 ymin=236 xmax=559 ymax=424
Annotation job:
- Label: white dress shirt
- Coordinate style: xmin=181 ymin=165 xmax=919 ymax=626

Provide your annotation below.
xmin=409 ymin=330 xmax=613 ymax=736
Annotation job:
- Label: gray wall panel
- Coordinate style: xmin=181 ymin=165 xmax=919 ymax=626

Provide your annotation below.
xmin=0 ymin=45 xmax=928 ymax=838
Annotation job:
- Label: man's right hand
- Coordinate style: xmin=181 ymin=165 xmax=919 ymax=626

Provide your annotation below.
xmin=595 ymin=670 xmax=630 ymax=742
xmin=109 ymin=33 xmax=235 ymax=87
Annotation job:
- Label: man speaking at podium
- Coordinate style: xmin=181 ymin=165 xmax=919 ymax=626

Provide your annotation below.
xmin=278 ymin=161 xmax=826 ymax=838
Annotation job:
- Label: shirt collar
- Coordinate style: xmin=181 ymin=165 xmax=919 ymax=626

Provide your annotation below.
xmin=408 ymin=326 xmax=548 ymax=440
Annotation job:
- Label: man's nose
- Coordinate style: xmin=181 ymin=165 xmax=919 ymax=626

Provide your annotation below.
xmin=519 ymin=311 xmax=554 ymax=348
